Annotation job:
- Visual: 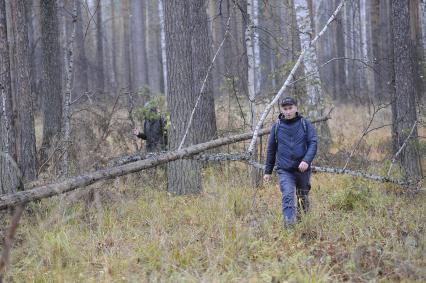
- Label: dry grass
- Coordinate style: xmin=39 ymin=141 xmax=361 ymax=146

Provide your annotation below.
xmin=3 ymin=168 xmax=425 ymax=282
xmin=2 ymin=103 xmax=425 ymax=282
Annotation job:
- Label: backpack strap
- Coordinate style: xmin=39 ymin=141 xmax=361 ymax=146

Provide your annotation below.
xmin=301 ymin=117 xmax=307 ymax=134
xmin=274 ymin=118 xmax=280 ymax=144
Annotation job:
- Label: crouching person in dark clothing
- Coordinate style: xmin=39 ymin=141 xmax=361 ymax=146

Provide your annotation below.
xmin=263 ymin=97 xmax=317 ymax=228
xmin=133 ymin=104 xmax=167 ymax=153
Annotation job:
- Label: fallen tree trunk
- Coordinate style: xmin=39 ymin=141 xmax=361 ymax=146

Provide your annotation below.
xmin=6 ymin=116 xmax=333 ymax=209
xmin=1 ymin=129 xmax=271 ymax=209
xmin=23 ymin=116 xmax=331 ymax=191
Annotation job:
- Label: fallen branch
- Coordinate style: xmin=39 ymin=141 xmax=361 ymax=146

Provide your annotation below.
xmin=0 ymin=129 xmax=271 ymax=209
xmin=8 ymin=116 xmax=330 ymax=208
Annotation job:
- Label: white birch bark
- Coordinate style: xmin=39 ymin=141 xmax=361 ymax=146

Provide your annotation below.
xmin=252 ymin=0 xmax=260 ymax=96
xmin=360 ymin=0 xmax=373 ymax=96
xmin=294 ymin=0 xmax=323 ymax=118
xmin=343 ymin=2 xmax=353 ymax=88
xmin=246 ymin=0 xmax=261 ymax=131
xmin=62 ymin=2 xmax=77 ymax=177
xmin=158 ymin=0 xmax=167 ymax=96
xmin=246 ymin=0 xmax=262 ymax=186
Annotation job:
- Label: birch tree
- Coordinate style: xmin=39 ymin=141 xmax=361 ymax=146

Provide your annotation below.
xmin=294 ymin=0 xmax=324 ymax=117
xmin=294 ymin=0 xmax=331 ymax=149
xmin=245 ymin=0 xmax=262 ymax=187
xmin=62 ymin=1 xmax=77 ymax=177
xmin=360 ymin=0 xmax=374 ymax=100
xmin=158 ymin=0 xmax=167 ymax=96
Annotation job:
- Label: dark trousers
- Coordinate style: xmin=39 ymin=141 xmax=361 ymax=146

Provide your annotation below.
xmin=277 ymin=169 xmax=311 ymax=227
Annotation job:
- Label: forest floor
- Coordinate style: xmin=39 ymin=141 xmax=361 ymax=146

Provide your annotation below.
xmin=2 ymin=104 xmax=426 ymax=282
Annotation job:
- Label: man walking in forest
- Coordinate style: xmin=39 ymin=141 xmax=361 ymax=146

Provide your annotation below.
xmin=263 ymin=97 xmax=317 ymax=228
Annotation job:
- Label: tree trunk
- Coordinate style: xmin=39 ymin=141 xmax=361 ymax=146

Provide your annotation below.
xmin=420 ymin=1 xmax=426 ymax=71
xmin=9 ymin=0 xmax=37 ymax=182
xmin=278 ymin=0 xmax=297 ymax=88
xmin=246 ymin=0 xmax=262 ymax=187
xmin=314 ymin=0 xmax=335 ymax=98
xmin=333 ymin=0 xmax=346 ymax=101
xmin=96 ymin=0 xmax=104 ymax=93
xmin=74 ymin=0 xmax=89 ymax=98
xmin=24 ymin=0 xmax=40 ymax=110
xmin=40 ymin=0 xmax=63 ymax=167
xmin=343 ymin=0 xmax=364 ymax=100
xmin=391 ymin=0 xmax=423 ymax=181
xmin=110 ymin=0 xmax=118 ymax=91
xmin=146 ymin=0 xmax=162 ymax=94
xmin=360 ymin=0 xmax=374 ymax=101
xmin=370 ymin=0 xmax=394 ymax=103
xmin=130 ymin=0 xmax=148 ymax=92
xmin=0 ymin=0 xmax=19 ymax=194
xmin=158 ymin=0 xmax=167 ymax=96
xmin=62 ymin=2 xmax=77 ymax=177
xmin=409 ymin=0 xmax=425 ymax=100
xmin=294 ymin=0 xmax=324 ymax=116
xmin=190 ymin=0 xmax=217 ymax=143
xmin=294 ymin=0 xmax=331 ymax=151
xmin=122 ymin=0 xmax=133 ymax=91
xmin=165 ymin=1 xmax=202 ymax=195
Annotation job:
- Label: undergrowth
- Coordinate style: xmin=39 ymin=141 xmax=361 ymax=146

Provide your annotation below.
xmin=2 ymin=167 xmax=425 ymax=282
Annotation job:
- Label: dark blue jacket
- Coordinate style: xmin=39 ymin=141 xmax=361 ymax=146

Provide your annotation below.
xmin=264 ymin=113 xmax=317 ymax=174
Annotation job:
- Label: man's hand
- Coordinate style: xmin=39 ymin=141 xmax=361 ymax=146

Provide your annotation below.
xmin=298 ymin=161 xmax=309 ymax=172
xmin=133 ymin=128 xmax=140 ymax=136
xmin=263 ymin=174 xmax=272 ymax=183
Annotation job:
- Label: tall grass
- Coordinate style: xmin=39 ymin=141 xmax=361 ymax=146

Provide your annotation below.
xmin=3 ymin=167 xmax=425 ymax=282
xmin=2 ymin=104 xmax=425 ymax=282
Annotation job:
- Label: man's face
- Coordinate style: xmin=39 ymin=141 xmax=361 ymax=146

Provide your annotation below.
xmin=281 ymin=104 xmax=297 ymax=119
